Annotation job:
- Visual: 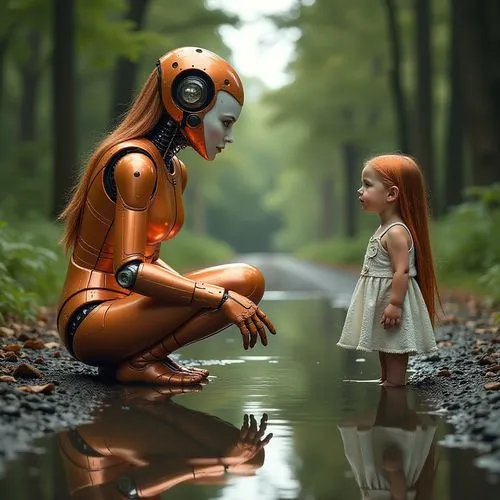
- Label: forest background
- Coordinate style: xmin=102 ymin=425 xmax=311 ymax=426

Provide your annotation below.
xmin=1 ymin=0 xmax=499 ymax=323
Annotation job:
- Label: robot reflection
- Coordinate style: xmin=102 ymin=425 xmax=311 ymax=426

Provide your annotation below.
xmin=57 ymin=47 xmax=276 ymax=386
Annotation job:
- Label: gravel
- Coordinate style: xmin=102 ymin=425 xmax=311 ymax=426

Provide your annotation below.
xmin=0 ymin=318 xmax=105 ymax=477
xmin=408 ymin=310 xmax=500 ymax=475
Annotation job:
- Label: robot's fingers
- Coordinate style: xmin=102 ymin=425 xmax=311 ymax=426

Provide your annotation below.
xmin=262 ymin=433 xmax=273 ymax=445
xmin=253 ymin=315 xmax=268 ymax=346
xmin=239 ymin=322 xmax=250 ymax=350
xmin=246 ymin=319 xmax=258 ymax=348
xmin=256 ymin=309 xmax=276 ymax=334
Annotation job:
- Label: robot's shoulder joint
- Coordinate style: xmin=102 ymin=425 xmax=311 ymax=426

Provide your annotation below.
xmin=114 ymin=153 xmax=157 ymax=209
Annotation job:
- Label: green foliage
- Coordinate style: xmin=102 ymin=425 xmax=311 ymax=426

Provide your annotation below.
xmin=479 ymin=265 xmax=500 ymax=306
xmin=159 ymin=229 xmax=235 ymax=273
xmin=0 ymin=219 xmax=63 ymax=323
xmin=77 ymin=0 xmax=169 ymax=68
xmin=434 ymin=184 xmax=500 ymax=302
xmin=295 ymin=230 xmax=371 ymax=268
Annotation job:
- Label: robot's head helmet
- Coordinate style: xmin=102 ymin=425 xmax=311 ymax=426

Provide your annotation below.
xmin=157 ymin=47 xmax=244 ymax=160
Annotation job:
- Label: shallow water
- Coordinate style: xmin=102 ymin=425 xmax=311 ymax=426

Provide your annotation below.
xmin=1 ymin=297 xmax=499 ymax=499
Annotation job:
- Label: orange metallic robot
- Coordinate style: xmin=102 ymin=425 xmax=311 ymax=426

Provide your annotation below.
xmin=58 ymin=388 xmax=272 ymax=499
xmin=57 ymin=47 xmax=276 ymax=386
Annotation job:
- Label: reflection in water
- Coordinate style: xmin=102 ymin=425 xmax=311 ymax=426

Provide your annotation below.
xmin=338 ymin=387 xmax=438 ymax=500
xmin=58 ymin=387 xmax=272 ymax=499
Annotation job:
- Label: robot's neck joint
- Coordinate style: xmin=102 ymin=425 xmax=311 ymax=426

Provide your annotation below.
xmin=147 ymin=113 xmax=188 ymax=167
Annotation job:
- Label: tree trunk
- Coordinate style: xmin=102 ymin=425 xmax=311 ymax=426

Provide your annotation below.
xmin=383 ymin=0 xmax=410 ymax=154
xmin=413 ymin=0 xmax=438 ymax=215
xmin=444 ymin=1 xmax=464 ymax=211
xmin=18 ymin=29 xmax=42 ymax=176
xmin=109 ymin=0 xmax=151 ymax=127
xmin=342 ymin=142 xmax=359 ymax=239
xmin=52 ymin=0 xmax=78 ymax=219
xmin=0 ymin=25 xmax=16 ymax=120
xmin=452 ymin=0 xmax=500 ymax=186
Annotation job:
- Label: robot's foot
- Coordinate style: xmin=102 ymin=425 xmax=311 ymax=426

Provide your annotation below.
xmin=111 ymin=359 xmax=204 ymax=385
xmin=121 ymin=384 xmax=204 ymax=402
xmin=164 ymin=357 xmax=210 ymax=378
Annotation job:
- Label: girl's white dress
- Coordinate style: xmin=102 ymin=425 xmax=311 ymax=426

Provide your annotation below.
xmin=337 ymin=222 xmax=437 ymax=354
xmin=337 ymin=423 xmax=437 ymax=499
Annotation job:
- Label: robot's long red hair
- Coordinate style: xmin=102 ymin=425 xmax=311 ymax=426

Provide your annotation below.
xmin=59 ymin=70 xmax=162 ymax=253
xmin=368 ymin=154 xmax=439 ymax=326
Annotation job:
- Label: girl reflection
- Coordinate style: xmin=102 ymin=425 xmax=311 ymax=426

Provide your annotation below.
xmin=338 ymin=388 xmax=438 ymax=500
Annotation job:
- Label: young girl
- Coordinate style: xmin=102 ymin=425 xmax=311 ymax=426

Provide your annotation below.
xmin=337 ymin=154 xmax=439 ymax=387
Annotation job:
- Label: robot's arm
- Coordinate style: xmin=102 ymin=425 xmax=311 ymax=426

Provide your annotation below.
xmin=115 ymin=462 xmax=226 ymax=499
xmin=113 ymin=153 xmax=224 ymax=309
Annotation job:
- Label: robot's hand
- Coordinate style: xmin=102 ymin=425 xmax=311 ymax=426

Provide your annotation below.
xmin=220 ymin=291 xmax=276 ymax=349
xmin=226 ymin=414 xmax=273 ymax=466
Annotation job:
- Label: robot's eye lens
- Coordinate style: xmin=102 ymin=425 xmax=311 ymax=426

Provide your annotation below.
xmin=182 ymin=82 xmax=203 ymax=104
xmin=173 ymin=71 xmax=214 ymax=112
xmin=177 ymin=76 xmax=208 ymax=109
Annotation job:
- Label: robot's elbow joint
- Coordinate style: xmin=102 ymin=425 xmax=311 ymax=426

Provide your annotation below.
xmin=115 ymin=261 xmax=140 ymax=289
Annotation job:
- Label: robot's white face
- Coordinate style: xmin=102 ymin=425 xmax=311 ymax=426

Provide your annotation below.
xmin=203 ymin=91 xmax=242 ymax=161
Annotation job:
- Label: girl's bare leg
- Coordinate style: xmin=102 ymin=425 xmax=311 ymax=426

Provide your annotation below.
xmin=380 ymin=353 xmax=408 ymax=387
xmin=379 ymin=351 xmax=387 ymax=384
xmin=74 ymin=263 xmax=265 ymax=385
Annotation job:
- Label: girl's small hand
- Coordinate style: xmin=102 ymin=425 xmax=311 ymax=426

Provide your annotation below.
xmin=381 ymin=304 xmax=402 ymax=329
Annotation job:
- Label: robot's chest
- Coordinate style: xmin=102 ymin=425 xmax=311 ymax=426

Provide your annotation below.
xmin=147 ymin=169 xmax=184 ymax=242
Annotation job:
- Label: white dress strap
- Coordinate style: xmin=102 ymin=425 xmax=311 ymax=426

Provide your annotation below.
xmin=378 ymin=222 xmax=414 ymax=250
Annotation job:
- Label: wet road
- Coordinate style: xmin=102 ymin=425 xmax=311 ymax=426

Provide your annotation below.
xmin=1 ymin=254 xmax=499 ymax=499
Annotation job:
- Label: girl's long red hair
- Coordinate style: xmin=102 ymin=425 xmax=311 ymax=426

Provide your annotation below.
xmin=58 ymin=69 xmax=162 ymax=253
xmin=368 ymin=154 xmax=439 ymax=326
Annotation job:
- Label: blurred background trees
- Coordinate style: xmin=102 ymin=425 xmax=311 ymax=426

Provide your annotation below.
xmin=1 ymin=0 xmax=500 ymax=321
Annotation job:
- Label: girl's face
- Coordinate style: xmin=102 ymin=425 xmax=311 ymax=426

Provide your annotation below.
xmin=202 ymin=90 xmax=242 ymax=160
xmin=357 ymin=165 xmax=390 ymax=213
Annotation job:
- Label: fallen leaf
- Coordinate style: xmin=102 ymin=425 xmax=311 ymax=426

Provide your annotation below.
xmin=13 ymin=363 xmax=43 ymax=378
xmin=4 ymin=351 xmax=18 ymax=361
xmin=17 ymin=333 xmax=34 ymax=341
xmin=479 ymin=356 xmax=496 ymax=366
xmin=0 ymin=375 xmax=16 ymax=383
xmin=3 ymin=344 xmax=21 ymax=352
xmin=484 ymin=382 xmax=500 ymax=391
xmin=441 ymin=315 xmax=460 ymax=325
xmin=23 ymin=339 xmax=45 ymax=350
xmin=437 ymin=340 xmax=452 ymax=348
xmin=437 ymin=368 xmax=451 ymax=377
xmin=44 ymin=342 xmax=60 ymax=349
xmin=17 ymin=383 xmax=56 ymax=394
xmin=0 ymin=327 xmax=15 ymax=337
